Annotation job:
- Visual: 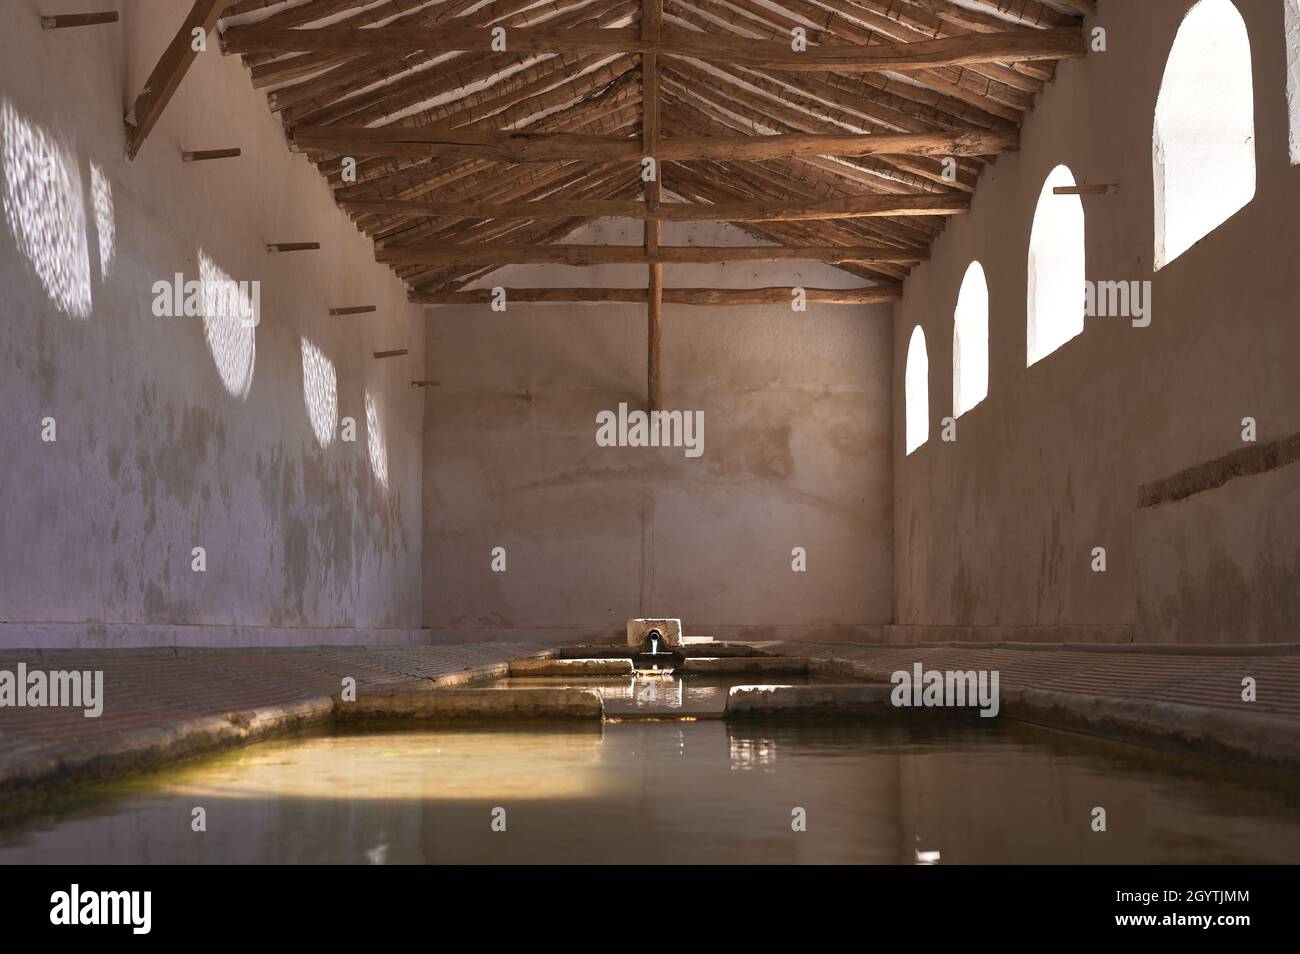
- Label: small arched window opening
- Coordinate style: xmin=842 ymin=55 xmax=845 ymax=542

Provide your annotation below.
xmin=905 ymin=325 xmax=929 ymax=455
xmin=1027 ymin=165 xmax=1085 ymax=367
xmin=1153 ymin=0 xmax=1256 ymax=269
xmin=953 ymin=261 xmax=989 ymax=417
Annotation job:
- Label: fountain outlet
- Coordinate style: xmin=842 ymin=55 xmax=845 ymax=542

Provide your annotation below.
xmin=627 ymin=619 xmax=685 ymax=674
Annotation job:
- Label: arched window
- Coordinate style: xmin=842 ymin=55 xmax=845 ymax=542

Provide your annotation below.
xmin=1026 ymin=165 xmax=1085 ymax=366
xmin=905 ymin=325 xmax=928 ymax=455
xmin=952 ymin=261 xmax=988 ymax=417
xmin=1153 ymin=0 xmax=1255 ymax=269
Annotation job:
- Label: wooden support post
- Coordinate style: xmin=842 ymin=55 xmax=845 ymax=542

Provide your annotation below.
xmin=643 ymin=0 xmax=662 ymax=412
xmin=182 ymin=148 xmax=242 ymax=162
xmin=124 ymin=0 xmax=232 ymax=161
xmin=41 ymin=12 xmax=119 ymax=29
xmin=374 ymin=349 xmax=408 ymax=359
xmin=267 ymin=242 xmax=321 ymax=253
xmin=329 ymin=305 xmax=377 ymax=316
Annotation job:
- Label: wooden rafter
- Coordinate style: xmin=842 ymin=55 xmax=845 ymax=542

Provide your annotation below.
xmin=212 ymin=0 xmax=1087 ymax=300
xmin=337 ymin=193 xmax=970 ymax=221
xmin=126 ymin=0 xmax=234 ymax=159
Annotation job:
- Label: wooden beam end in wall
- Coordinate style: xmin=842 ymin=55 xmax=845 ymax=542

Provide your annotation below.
xmin=183 ymin=148 xmax=242 ymax=162
xmin=267 ymin=242 xmax=321 ymax=253
xmin=42 ymin=12 xmax=119 ymax=29
xmin=1054 ymin=183 xmax=1118 ymax=196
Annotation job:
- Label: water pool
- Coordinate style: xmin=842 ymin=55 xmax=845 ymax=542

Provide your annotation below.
xmin=2 ymin=718 xmax=1298 ymax=864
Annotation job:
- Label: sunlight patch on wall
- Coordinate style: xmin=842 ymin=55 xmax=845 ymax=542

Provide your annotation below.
xmin=365 ymin=390 xmax=389 ymax=491
xmin=300 ymin=336 xmax=338 ymax=448
xmin=90 ymin=161 xmax=114 ymax=280
xmin=199 ymin=249 xmax=257 ymax=399
xmin=1153 ymin=0 xmax=1255 ymax=269
xmin=1027 ymin=165 xmax=1085 ymax=366
xmin=0 ymin=98 xmax=92 ymax=319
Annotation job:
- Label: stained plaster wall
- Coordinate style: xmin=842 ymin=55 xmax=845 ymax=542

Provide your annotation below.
xmin=0 ymin=0 xmax=425 ymax=647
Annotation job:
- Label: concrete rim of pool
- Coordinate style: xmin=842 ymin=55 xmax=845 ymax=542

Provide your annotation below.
xmin=2 ymin=642 xmax=1298 ymax=809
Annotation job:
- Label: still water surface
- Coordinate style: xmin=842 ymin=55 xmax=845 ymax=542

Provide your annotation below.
xmin=2 ymin=717 xmax=1298 ymax=864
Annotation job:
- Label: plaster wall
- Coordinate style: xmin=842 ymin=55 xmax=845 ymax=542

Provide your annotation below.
xmin=0 ymin=1 xmax=425 ymax=647
xmin=422 ymin=219 xmax=893 ymax=644
xmin=892 ymin=0 xmax=1300 ymax=643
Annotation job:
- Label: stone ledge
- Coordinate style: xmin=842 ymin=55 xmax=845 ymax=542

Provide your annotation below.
xmin=337 ymin=688 xmax=605 ymax=721
xmin=1001 ymin=687 xmax=1300 ymax=769
xmin=508 ymin=658 xmax=633 ymax=677
xmin=0 ymin=697 xmax=335 ymax=807
xmin=682 ymin=656 xmax=810 ymax=675
xmin=557 ymin=642 xmax=762 ymax=659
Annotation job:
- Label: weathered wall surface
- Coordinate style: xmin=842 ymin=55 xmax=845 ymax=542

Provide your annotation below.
xmin=1136 ymin=454 xmax=1300 ymax=644
xmin=0 ymin=1 xmax=425 ymax=647
xmin=893 ymin=0 xmax=1300 ymax=643
xmin=423 ymin=219 xmax=892 ymax=644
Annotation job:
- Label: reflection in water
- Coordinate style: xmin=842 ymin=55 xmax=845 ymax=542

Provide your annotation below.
xmin=199 ymin=249 xmax=256 ymax=399
xmin=2 ymin=720 xmax=1298 ymax=865
xmin=365 ymin=390 xmax=388 ymax=490
xmin=90 ymin=160 xmax=113 ymax=280
xmin=300 ymin=337 xmax=337 ymax=448
xmin=157 ymin=730 xmax=607 ymax=803
xmin=1 ymin=98 xmax=92 ymax=318
xmin=729 ymin=735 xmax=777 ymax=773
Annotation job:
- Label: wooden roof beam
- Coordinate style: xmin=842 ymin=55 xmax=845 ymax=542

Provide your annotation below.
xmin=339 ymin=192 xmax=969 ymax=221
xmin=413 ymin=286 xmax=902 ymax=305
xmin=375 ymin=244 xmax=929 ymax=267
xmin=288 ymin=126 xmax=1017 ymax=161
xmin=221 ymin=24 xmax=1084 ymax=72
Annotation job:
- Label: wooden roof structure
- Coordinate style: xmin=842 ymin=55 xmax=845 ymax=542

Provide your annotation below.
xmin=124 ymin=0 xmax=1092 ymax=406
